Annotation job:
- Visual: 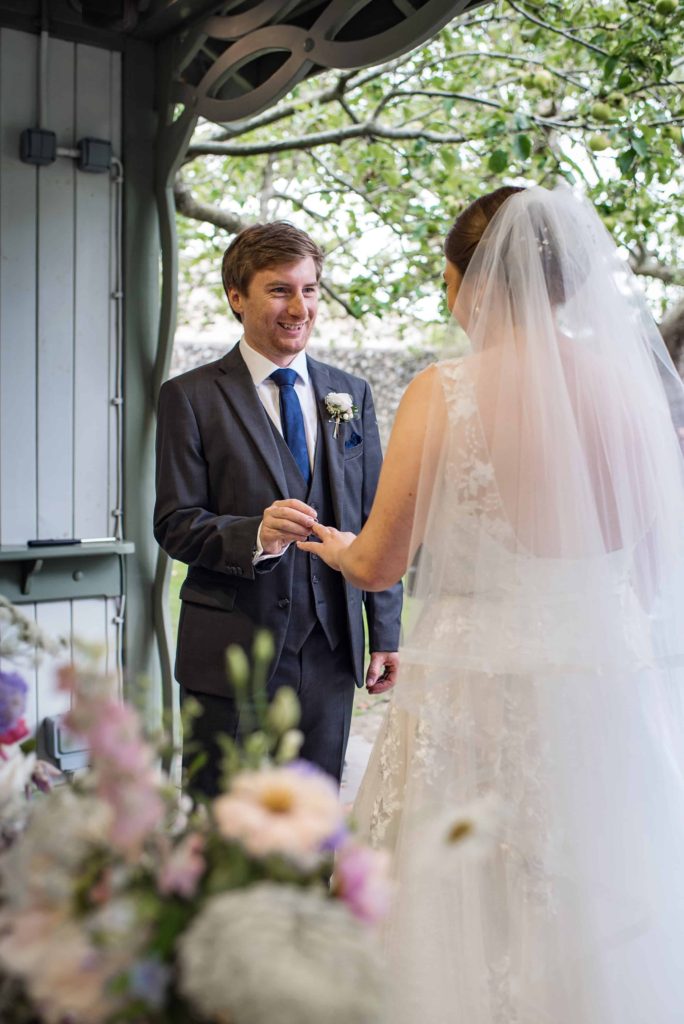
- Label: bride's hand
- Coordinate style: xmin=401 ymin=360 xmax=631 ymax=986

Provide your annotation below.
xmin=297 ymin=522 xmax=356 ymax=572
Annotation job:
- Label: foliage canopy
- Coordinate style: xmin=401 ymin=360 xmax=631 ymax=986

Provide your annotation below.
xmin=176 ymin=0 xmax=684 ymax=351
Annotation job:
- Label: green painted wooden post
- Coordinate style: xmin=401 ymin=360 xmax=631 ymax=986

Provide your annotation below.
xmin=122 ymin=37 xmax=164 ymax=726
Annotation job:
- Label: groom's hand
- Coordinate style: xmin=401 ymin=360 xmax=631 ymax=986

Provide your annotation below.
xmin=365 ymin=652 xmax=399 ymax=694
xmin=260 ymin=499 xmax=318 ymax=555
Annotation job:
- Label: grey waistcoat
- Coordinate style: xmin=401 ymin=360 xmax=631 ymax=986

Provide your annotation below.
xmin=268 ymin=417 xmax=348 ymax=654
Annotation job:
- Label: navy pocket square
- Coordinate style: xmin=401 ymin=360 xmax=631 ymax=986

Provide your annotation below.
xmin=345 ymin=431 xmax=363 ymax=449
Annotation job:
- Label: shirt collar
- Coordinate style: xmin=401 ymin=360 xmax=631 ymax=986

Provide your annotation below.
xmin=239 ymin=336 xmax=310 ymax=387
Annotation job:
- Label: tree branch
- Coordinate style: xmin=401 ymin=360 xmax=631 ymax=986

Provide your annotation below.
xmin=259 ymin=155 xmax=275 ymax=221
xmin=319 ymin=279 xmax=360 ymax=318
xmin=629 ymin=254 xmax=684 ymax=287
xmin=506 ymin=0 xmax=611 ymax=57
xmin=659 ymin=295 xmax=684 ymax=362
xmin=174 ymin=178 xmax=247 ymax=234
xmin=187 ymin=122 xmax=467 ymax=159
xmin=308 ymin=152 xmax=403 ymax=233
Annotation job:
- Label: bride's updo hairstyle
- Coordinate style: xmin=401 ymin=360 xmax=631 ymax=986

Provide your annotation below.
xmin=444 ymin=185 xmax=524 ymax=276
xmin=445 ymin=185 xmax=577 ymax=307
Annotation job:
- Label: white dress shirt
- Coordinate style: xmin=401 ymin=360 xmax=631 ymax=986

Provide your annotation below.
xmin=239 ymin=337 xmax=318 ymax=561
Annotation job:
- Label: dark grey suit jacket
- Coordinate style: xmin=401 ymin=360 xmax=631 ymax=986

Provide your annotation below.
xmin=154 ymin=344 xmax=403 ymax=697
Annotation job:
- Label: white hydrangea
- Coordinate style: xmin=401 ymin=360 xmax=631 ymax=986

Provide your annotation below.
xmin=0 ymin=748 xmax=36 ymax=841
xmin=177 ymin=882 xmax=383 ymax=1024
xmin=0 ymin=788 xmax=113 ymax=911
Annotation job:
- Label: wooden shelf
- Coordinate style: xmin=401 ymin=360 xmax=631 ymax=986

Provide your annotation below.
xmin=0 ymin=542 xmax=135 ymax=603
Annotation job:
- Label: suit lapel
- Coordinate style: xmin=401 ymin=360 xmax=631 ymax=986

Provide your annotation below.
xmin=215 ymin=346 xmax=289 ymax=500
xmin=308 ymin=358 xmax=345 ymax=528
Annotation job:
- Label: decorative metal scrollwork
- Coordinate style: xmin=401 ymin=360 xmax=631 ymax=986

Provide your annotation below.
xmin=171 ymin=0 xmax=479 ymax=125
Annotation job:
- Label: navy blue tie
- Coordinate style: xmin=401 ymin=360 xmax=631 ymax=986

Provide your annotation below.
xmin=269 ymin=368 xmax=311 ymax=485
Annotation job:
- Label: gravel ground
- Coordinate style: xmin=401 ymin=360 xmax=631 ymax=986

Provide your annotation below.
xmin=340 ymin=690 xmax=391 ymax=806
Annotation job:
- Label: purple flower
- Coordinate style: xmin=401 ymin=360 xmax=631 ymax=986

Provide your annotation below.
xmin=0 ymin=671 xmax=28 ymax=733
xmin=332 ymin=841 xmax=392 ymax=925
xmin=128 ymin=956 xmax=171 ymax=1009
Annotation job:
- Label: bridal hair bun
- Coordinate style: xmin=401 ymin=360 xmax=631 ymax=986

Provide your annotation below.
xmin=444 ymin=185 xmax=525 ymax=275
xmin=445 ymin=186 xmax=589 ymax=307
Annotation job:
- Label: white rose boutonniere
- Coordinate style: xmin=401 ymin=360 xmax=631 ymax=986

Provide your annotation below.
xmin=324 ymin=392 xmax=359 ymax=439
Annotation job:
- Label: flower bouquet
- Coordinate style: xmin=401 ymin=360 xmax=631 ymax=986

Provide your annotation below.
xmin=0 ymin=607 xmax=390 ymax=1024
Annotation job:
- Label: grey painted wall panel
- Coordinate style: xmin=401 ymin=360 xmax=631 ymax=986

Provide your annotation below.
xmin=0 ymin=29 xmax=38 ymax=544
xmin=0 ymin=29 xmax=124 ymax=728
xmin=74 ymin=43 xmax=117 ymax=540
xmin=37 ymin=36 xmax=75 ymax=540
xmin=0 ymin=31 xmax=122 ymax=547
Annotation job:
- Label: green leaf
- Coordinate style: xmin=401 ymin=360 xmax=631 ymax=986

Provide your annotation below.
xmin=513 ymin=134 xmax=532 ymax=161
xmin=631 ymin=135 xmax=649 ymax=158
xmin=513 ymin=112 xmax=531 ymax=131
xmin=617 ymin=148 xmax=637 ymax=175
xmin=603 ymin=54 xmax=620 ymax=80
xmin=488 ymin=148 xmax=509 ymax=173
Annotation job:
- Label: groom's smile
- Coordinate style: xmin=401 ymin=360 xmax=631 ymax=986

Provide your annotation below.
xmin=227 ymin=257 xmax=319 ymax=367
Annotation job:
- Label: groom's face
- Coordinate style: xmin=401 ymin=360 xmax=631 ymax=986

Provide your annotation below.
xmin=228 ymin=257 xmax=319 ymax=367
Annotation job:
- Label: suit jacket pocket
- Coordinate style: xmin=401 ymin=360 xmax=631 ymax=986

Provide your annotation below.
xmin=179 ymin=580 xmax=236 ymax=611
xmin=343 ymin=441 xmax=364 ymax=461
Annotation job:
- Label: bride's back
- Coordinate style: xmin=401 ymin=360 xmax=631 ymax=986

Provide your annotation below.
xmin=448 ymin=335 xmax=655 ymax=560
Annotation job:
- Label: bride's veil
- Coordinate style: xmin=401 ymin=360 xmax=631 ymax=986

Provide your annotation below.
xmin=403 ymin=184 xmax=684 ymax=677
xmin=384 ymin=186 xmax=684 ymax=1022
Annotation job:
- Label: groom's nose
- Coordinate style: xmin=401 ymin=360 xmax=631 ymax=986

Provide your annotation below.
xmin=287 ymin=292 xmax=307 ymax=319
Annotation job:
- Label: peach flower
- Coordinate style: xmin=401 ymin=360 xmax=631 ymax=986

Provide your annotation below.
xmin=212 ymin=764 xmax=345 ymax=864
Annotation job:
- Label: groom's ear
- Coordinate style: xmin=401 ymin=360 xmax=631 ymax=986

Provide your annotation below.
xmin=227 ymin=287 xmax=244 ymax=323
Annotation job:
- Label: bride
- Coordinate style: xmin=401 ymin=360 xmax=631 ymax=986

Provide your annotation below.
xmin=300 ymin=185 xmax=684 ymax=1022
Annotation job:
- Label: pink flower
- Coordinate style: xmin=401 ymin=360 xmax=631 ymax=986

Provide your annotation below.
xmin=0 ymin=717 xmax=30 ymax=747
xmin=86 ymin=701 xmax=152 ymax=777
xmin=332 ymin=841 xmax=392 ymax=924
xmin=158 ymin=833 xmax=206 ymax=898
xmin=62 ymin=679 xmax=165 ymax=858
xmin=30 ymin=758 xmax=61 ymax=793
xmin=99 ymin=776 xmax=165 ymax=859
xmin=89 ymin=866 xmax=113 ymax=906
xmin=212 ymin=765 xmax=344 ymax=865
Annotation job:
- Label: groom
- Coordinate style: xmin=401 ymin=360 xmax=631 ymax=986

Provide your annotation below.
xmin=154 ymin=222 xmax=403 ymax=795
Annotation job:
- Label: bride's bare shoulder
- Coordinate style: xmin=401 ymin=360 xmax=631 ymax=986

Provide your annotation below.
xmin=394 ymin=363 xmax=450 ymax=423
xmin=412 ymin=355 xmax=470 ymax=387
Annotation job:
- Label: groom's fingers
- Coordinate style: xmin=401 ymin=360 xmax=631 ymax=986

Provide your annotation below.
xmin=262 ymin=499 xmax=318 ymax=540
xmin=296 ymin=522 xmax=334 ymax=546
xmin=365 ymin=652 xmax=400 ymax=693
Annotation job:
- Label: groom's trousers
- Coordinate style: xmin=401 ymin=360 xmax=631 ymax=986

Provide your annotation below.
xmin=181 ymin=622 xmax=355 ymax=797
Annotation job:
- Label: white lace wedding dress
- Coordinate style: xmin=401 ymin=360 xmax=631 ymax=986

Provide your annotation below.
xmin=354 ymin=357 xmax=684 ymax=1024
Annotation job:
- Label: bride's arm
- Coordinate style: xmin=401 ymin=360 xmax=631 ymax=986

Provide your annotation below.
xmin=298 ymin=364 xmax=446 ymax=591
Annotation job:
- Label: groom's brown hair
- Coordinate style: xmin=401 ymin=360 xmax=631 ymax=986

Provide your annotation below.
xmin=222 ymin=222 xmax=324 ymax=322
